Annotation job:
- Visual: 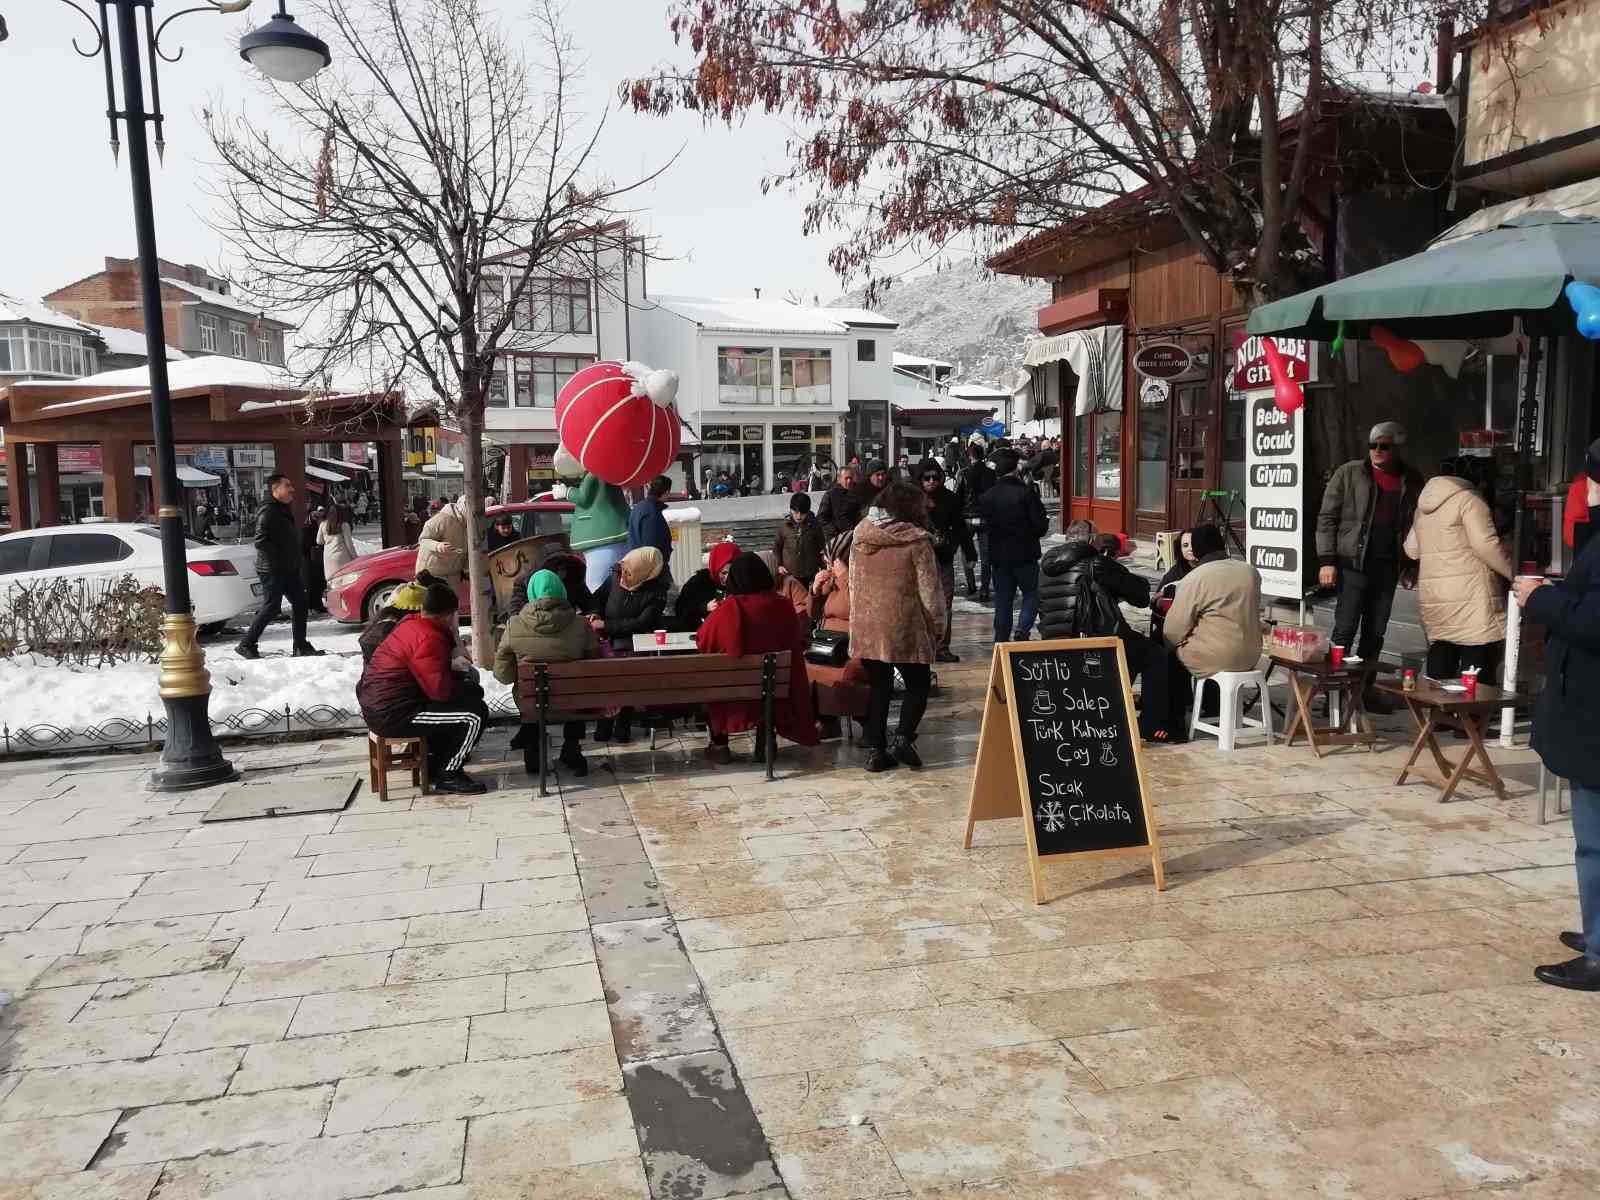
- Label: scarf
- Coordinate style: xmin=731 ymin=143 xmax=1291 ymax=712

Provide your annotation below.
xmin=619 ymin=546 xmax=665 ymax=591
xmin=707 ymin=541 xmax=741 ymax=578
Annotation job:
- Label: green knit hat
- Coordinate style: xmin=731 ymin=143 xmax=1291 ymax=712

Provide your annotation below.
xmin=390 ymin=582 xmax=426 ymax=611
xmin=527 ymin=569 xmax=568 ymax=604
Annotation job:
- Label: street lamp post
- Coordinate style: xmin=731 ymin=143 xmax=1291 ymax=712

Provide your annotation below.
xmin=14 ymin=0 xmax=331 ymax=790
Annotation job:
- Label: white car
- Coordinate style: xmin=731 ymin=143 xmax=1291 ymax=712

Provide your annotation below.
xmin=0 ymin=523 xmax=262 ymax=631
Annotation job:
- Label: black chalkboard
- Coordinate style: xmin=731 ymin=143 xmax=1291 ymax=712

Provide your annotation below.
xmin=1004 ymin=645 xmax=1150 ymax=855
xmin=964 ymin=638 xmax=1164 ymax=903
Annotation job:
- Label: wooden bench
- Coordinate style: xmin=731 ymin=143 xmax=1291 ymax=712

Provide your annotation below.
xmin=515 ymin=652 xmax=793 ymax=795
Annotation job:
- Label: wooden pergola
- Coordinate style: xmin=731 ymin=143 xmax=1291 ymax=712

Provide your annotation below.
xmin=0 ymin=372 xmax=413 ymax=548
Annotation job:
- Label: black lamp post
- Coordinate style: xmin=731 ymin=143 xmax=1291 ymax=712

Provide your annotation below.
xmin=15 ymin=0 xmax=331 ymax=790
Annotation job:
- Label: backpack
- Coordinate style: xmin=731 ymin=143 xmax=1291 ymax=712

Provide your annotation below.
xmin=1069 ymin=564 xmax=1124 ymax=638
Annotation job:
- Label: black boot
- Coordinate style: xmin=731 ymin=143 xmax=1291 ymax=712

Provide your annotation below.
xmin=1534 ymin=955 xmax=1600 ymax=991
xmin=891 ymin=737 xmax=923 ymax=769
xmin=1560 ymin=931 xmax=1587 ymax=954
xmin=558 ymin=741 xmax=589 ymax=777
xmin=865 ymin=747 xmax=898 ymax=773
xmin=292 ymin=643 xmax=326 ymax=657
xmin=964 ymin=566 xmax=977 ymax=596
xmin=978 ymin=587 xmax=991 ymax=604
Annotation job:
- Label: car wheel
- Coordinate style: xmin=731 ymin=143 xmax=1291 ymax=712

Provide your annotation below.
xmin=363 ymin=581 xmax=404 ymax=622
xmin=199 ymin=621 xmax=228 ymax=637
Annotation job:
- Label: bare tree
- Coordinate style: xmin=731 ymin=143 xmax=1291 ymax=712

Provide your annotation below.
xmin=625 ymin=0 xmax=1473 ymax=303
xmin=209 ymin=0 xmax=661 ymax=665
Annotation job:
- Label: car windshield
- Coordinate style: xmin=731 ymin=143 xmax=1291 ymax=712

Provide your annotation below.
xmin=132 ymin=527 xmax=204 ymax=550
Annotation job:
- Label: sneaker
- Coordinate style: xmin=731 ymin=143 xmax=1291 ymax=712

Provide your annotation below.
xmin=557 ymin=743 xmax=589 ymax=777
xmin=891 ymin=737 xmax=923 ymax=769
xmin=703 ymin=742 xmax=733 ymax=765
xmin=865 ymin=748 xmax=898 ymax=773
xmin=235 ymin=642 xmax=261 ymax=660
xmin=292 ymin=644 xmax=326 ymax=658
xmin=936 ymin=649 xmax=960 ymax=663
xmin=434 ymin=770 xmax=487 ymax=795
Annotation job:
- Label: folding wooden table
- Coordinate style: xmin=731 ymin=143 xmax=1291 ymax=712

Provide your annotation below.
xmin=1270 ymin=654 xmax=1393 ymax=757
xmin=1376 ymin=678 xmax=1521 ymax=804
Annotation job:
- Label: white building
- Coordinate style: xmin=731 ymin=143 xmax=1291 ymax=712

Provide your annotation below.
xmin=479 ymin=223 xmax=649 ymax=496
xmin=631 ymin=294 xmax=897 ymax=491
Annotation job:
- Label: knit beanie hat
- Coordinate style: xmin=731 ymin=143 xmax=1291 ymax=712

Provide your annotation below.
xmin=390 ymin=582 xmax=426 ymax=611
xmin=526 ymin=569 xmax=567 ymax=604
xmin=708 ymin=541 xmax=741 ymax=577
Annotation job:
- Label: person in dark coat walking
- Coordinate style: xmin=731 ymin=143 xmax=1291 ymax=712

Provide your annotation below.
xmin=301 ymin=505 xmax=328 ymax=614
xmin=237 ymin=473 xmax=323 ymax=660
xmin=953 ymin=441 xmax=995 ymax=600
xmin=976 ymin=449 xmax=1049 ymax=642
xmin=627 ymin=476 xmax=674 ymax=562
xmin=817 ymin=465 xmax=864 ymax=538
xmin=919 ymin=460 xmax=974 ymax=662
xmin=773 ymin=492 xmax=826 ymax=586
xmin=1518 ymin=457 xmax=1600 ymax=991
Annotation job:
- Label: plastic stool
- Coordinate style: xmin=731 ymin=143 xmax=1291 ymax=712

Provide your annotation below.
xmin=368 ymin=732 xmax=430 ymax=802
xmin=1189 ymin=669 xmax=1274 ymax=751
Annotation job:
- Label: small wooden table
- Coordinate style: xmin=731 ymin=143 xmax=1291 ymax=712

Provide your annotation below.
xmin=1377 ymin=678 xmax=1522 ymax=804
xmin=630 ymin=632 xmax=698 ymax=654
xmin=1271 ymin=654 xmax=1395 ymax=757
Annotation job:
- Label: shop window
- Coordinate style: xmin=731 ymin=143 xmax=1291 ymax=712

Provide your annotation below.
xmin=773 ymin=423 xmax=834 ymax=485
xmin=857 ymin=338 xmax=876 ymax=362
xmin=718 ymin=347 xmax=774 ymax=405
xmin=1137 ymin=384 xmax=1169 ymax=513
xmin=1221 ymin=388 xmax=1247 ymax=498
xmin=701 ymin=423 xmax=766 ymax=493
xmin=780 ymin=349 xmax=832 ymax=405
xmin=1093 ymin=410 xmax=1121 ymax=501
xmin=1073 ymin=413 xmax=1091 ymax=496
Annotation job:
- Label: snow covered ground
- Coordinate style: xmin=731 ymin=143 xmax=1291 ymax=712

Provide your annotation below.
xmin=0 ymin=613 xmax=514 ymax=750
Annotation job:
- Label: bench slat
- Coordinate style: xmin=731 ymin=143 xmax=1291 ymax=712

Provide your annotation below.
xmin=519 ymin=668 xmax=792 ymax=700
xmin=520 ymin=651 xmax=791 ymax=680
xmin=517 ymin=683 xmax=790 ymax=716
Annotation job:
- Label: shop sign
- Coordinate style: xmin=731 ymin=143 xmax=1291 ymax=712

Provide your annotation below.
xmin=59 ymin=446 xmax=103 ymax=473
xmin=233 ymin=447 xmax=263 ymax=468
xmin=1244 ymin=395 xmax=1305 ymax=601
xmin=1138 ymin=377 xmax=1170 ymax=408
xmin=192 ymin=446 xmax=229 ymax=470
xmin=702 ymin=424 xmax=739 ymax=442
xmin=773 ymin=425 xmax=811 ymax=442
xmin=1132 ymin=342 xmax=1191 ymax=380
xmin=344 ymin=443 xmax=370 ymax=465
xmin=741 ymin=425 xmax=765 ymax=441
xmin=1233 ymin=334 xmax=1317 ymax=391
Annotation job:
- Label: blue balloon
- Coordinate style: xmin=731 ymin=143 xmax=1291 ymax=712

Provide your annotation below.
xmin=1566 ymin=280 xmax=1600 ymax=340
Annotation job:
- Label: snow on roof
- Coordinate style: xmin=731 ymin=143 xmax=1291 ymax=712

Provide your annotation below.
xmin=91 ymin=323 xmax=188 ymax=361
xmin=161 ymin=276 xmax=292 ymax=326
xmin=893 ymin=395 xmax=999 ymax=414
xmin=649 ymin=294 xmax=861 ymax=336
xmin=0 ymin=292 xmax=95 ymax=334
xmin=949 ymin=382 xmax=1012 ymax=400
xmin=892 ymin=351 xmax=953 ymax=371
xmin=825 ymin=305 xmax=898 ymax=328
xmin=25 ymin=355 xmax=372 ymax=398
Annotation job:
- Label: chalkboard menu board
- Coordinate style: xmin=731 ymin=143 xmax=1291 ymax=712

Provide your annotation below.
xmin=964 ymin=638 xmax=1165 ymax=903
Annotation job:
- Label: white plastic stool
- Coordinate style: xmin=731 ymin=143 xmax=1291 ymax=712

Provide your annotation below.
xmin=1189 ymin=669 xmax=1274 ymax=751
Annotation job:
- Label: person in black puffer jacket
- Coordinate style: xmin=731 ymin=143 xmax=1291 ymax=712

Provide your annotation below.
xmin=919 ymin=460 xmax=974 ymax=663
xmin=1038 ymin=521 xmax=1152 ymax=676
xmin=596 ymin=546 xmax=672 ymax=743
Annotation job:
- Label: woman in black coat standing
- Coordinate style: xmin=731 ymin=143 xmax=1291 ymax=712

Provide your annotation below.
xmin=1517 ymin=455 xmax=1600 ymax=991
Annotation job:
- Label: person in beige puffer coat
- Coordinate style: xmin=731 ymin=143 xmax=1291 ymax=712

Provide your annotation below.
xmin=1403 ymin=472 xmax=1513 ymax=681
xmin=416 ymin=496 xmax=472 ymax=580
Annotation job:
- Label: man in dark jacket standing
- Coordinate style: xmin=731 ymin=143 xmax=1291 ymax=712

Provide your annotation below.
xmin=358 ymin=582 xmax=487 ymax=794
xmin=1519 ymin=459 xmax=1600 ymax=991
xmin=773 ymin=492 xmax=826 ymax=585
xmin=818 ymin=465 xmax=863 ymax=538
xmin=977 ymin=449 xmax=1049 ymax=642
xmin=237 ymin=473 xmax=323 ymax=660
xmin=954 ymin=441 xmax=994 ymax=600
xmin=1316 ymin=421 xmax=1423 ymax=711
xmin=920 ymin=461 xmax=974 ymax=662
xmin=627 ymin=476 xmax=674 ymax=561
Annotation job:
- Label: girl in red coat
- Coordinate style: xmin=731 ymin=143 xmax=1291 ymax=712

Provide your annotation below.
xmin=696 ymin=552 xmax=818 ymax=764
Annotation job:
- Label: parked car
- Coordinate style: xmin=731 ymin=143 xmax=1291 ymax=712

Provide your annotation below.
xmin=324 ymin=499 xmax=575 ymax=624
xmin=0 ymin=523 xmax=261 ymax=631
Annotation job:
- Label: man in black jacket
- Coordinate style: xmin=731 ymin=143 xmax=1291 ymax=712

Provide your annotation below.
xmin=237 ymin=473 xmax=323 ymax=660
xmin=977 ymin=449 xmax=1049 ymax=642
xmin=817 ymin=465 xmax=863 ymax=538
xmin=953 ymin=441 xmax=994 ymax=600
xmin=1039 ymin=521 xmax=1151 ymax=671
xmin=920 ymin=461 xmax=974 ymax=662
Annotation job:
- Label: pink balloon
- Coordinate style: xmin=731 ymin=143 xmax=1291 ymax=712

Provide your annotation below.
xmin=1263 ymin=337 xmax=1304 ymax=415
xmin=1371 ymin=325 xmax=1425 ymax=373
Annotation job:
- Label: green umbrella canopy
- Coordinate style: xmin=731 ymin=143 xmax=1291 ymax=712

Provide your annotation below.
xmin=1247 ymin=212 xmax=1600 ymax=340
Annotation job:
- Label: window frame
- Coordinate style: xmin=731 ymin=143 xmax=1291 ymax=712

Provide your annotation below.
xmin=717 ymin=346 xmax=775 ymax=406
xmin=197 ymin=313 xmax=218 ymax=353
xmin=43 ymin=531 xmax=135 ymax=570
xmin=510 ymin=277 xmax=592 ymax=335
xmin=779 ymin=348 xmax=833 ymax=406
xmin=229 ymin=322 xmax=249 ymax=358
xmin=257 ymin=331 xmax=272 ymax=363
xmin=856 ymin=338 xmax=876 ymax=362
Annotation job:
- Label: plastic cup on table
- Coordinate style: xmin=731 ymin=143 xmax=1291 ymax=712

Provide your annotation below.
xmin=1461 ymin=670 xmax=1478 ymax=699
xmin=1330 ymin=645 xmax=1345 ymax=669
xmin=653 ymin=629 xmax=668 ymax=647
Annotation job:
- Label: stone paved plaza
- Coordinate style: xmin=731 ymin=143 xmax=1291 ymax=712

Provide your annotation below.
xmin=0 ymin=604 xmax=1595 ymax=1200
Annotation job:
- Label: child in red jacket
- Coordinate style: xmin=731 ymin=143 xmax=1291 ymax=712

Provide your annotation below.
xmin=357 ymin=582 xmax=488 ymax=795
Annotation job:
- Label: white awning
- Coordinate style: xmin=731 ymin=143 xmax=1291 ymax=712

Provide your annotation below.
xmin=304 ymin=464 xmax=349 ymax=483
xmin=133 ymin=464 xmax=221 ymax=488
xmin=1432 ymin=176 xmax=1600 ymax=248
xmin=1022 ymin=324 xmax=1125 ymax=416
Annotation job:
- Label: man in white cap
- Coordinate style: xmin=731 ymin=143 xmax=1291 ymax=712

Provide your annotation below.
xmin=1315 ymin=421 xmax=1424 ymax=711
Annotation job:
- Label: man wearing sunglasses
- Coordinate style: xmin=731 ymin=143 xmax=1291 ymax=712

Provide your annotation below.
xmin=1315 ymin=421 xmax=1424 ymax=712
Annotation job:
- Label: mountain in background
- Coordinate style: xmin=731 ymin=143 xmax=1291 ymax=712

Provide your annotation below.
xmin=830 ymin=258 xmax=1047 ymax=384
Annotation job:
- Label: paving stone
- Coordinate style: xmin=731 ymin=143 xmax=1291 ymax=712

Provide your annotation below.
xmin=226 ymin=953 xmax=392 ymax=1003
xmin=157 ymin=998 xmax=298 ymax=1054
xmin=110 ymin=886 xmax=262 ymax=925
xmin=98 ymin=1085 xmax=332 ymax=1165
xmin=323 ymin=1044 xmax=620 ymax=1133
xmin=0 ymin=1047 xmax=241 ymax=1119
xmin=77 ymin=969 xmax=238 ymax=1020
xmin=462 ymin=1098 xmax=639 ymax=1180
xmin=230 ymin=920 xmax=408 ymax=963
xmin=150 ymin=1121 xmax=466 ymax=1200
xmin=591 ymin=918 xmax=719 ymax=1063
xmin=287 ymin=974 xmax=506 ymax=1037
xmin=467 ymin=1001 xmax=613 ymax=1060
xmin=405 ymin=902 xmax=590 ymax=946
xmin=577 ymin=863 xmax=667 ymax=923
xmin=0 ymin=1163 xmax=164 ymax=1200
xmin=231 ymin=1019 xmax=468 ymax=1093
xmin=279 ymin=883 xmax=482 ymax=930
xmin=259 ymin=867 xmax=429 ymax=905
xmin=506 ymin=962 xmax=606 ymax=1010
xmin=35 ymin=939 xmax=238 ymax=989
xmin=0 ymin=1111 xmax=121 ymax=1178
xmin=0 ymin=1012 xmax=173 ymax=1070
xmin=388 ymin=931 xmax=593 ymax=985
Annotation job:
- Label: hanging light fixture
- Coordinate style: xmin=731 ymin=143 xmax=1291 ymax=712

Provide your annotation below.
xmin=239 ymin=0 xmax=330 ymax=83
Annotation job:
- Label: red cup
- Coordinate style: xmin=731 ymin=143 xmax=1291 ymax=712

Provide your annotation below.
xmin=1330 ymin=645 xmax=1345 ymax=669
xmin=653 ymin=629 xmax=668 ymax=647
xmin=1520 ymin=560 xmax=1537 ymax=575
xmin=1461 ymin=672 xmax=1478 ymax=698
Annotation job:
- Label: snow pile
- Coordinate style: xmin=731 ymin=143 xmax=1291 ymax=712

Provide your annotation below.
xmin=832 ymin=258 xmax=1048 ymax=384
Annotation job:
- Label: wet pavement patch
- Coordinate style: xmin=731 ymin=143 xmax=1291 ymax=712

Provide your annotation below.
xmin=626 ymin=1050 xmax=783 ymax=1200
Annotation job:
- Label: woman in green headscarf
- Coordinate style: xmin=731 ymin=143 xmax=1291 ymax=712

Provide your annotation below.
xmin=495 ymin=567 xmax=601 ymax=775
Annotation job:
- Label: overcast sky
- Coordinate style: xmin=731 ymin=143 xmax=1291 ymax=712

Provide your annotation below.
xmin=0 ymin=1 xmax=856 ymax=309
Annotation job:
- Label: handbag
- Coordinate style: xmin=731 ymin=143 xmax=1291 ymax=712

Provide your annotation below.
xmin=805 ymin=627 xmax=850 ymax=666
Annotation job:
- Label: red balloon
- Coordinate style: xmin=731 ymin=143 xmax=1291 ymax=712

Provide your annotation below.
xmin=1262 ymin=337 xmax=1304 ymax=416
xmin=555 ymin=361 xmax=681 ymax=487
xmin=1371 ymin=325 xmax=1424 ymax=373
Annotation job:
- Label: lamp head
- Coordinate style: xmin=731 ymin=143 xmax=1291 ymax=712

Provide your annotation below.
xmin=240 ymin=4 xmax=331 ymax=83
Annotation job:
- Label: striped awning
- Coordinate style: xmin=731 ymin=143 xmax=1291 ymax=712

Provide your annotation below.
xmin=1022 ymin=324 xmax=1124 ymax=415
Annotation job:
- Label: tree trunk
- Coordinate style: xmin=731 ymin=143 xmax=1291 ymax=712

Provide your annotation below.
xmin=458 ymin=404 xmax=494 ymax=670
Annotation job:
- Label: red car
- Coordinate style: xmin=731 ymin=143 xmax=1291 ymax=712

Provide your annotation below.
xmin=325 ymin=500 xmax=575 ymax=623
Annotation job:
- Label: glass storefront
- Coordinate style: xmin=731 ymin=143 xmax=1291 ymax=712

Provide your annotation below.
xmin=701 ymin=424 xmax=766 ymax=495
xmin=772 ymin=424 xmax=836 ymax=487
xmin=1137 ymin=381 xmax=1169 ymax=513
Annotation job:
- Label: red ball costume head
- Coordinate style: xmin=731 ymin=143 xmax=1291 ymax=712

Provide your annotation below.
xmin=555 ymin=360 xmax=681 ymax=488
